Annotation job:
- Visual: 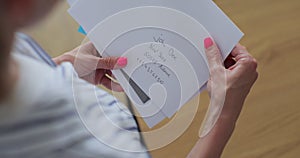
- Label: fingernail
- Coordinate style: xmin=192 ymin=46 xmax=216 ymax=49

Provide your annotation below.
xmin=204 ymin=37 xmax=214 ymax=49
xmin=117 ymin=57 xmax=127 ymax=67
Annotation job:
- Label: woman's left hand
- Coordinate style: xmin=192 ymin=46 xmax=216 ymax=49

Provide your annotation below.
xmin=53 ymin=42 xmax=127 ymax=92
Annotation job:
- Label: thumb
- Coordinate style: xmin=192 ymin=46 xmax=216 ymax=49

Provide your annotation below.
xmin=97 ymin=57 xmax=127 ymax=70
xmin=204 ymin=37 xmax=223 ymax=70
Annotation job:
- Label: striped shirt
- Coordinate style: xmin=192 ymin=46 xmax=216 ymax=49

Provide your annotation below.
xmin=0 ymin=33 xmax=150 ymax=158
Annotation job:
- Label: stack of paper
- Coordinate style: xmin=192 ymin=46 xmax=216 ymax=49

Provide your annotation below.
xmin=67 ymin=0 xmax=243 ymax=128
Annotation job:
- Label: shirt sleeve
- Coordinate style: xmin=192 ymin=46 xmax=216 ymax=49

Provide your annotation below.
xmin=61 ymin=63 xmax=150 ymax=158
xmin=1 ymin=36 xmax=151 ymax=158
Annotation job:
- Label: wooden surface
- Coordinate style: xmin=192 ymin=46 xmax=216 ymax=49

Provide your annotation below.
xmin=26 ymin=0 xmax=300 ymax=157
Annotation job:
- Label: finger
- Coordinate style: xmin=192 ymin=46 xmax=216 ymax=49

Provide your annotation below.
xmin=100 ymin=76 xmax=124 ymax=92
xmin=78 ymin=42 xmax=99 ymax=56
xmin=204 ymin=37 xmax=223 ymax=69
xmin=71 ymin=42 xmax=98 ymax=57
xmin=97 ymin=57 xmax=127 ymax=70
xmin=228 ymin=54 xmax=258 ymax=80
xmin=231 ymin=44 xmax=249 ymax=57
xmin=235 ymin=53 xmax=252 ymax=62
xmin=236 ymin=55 xmax=258 ymax=70
xmin=232 ymin=45 xmax=254 ymax=63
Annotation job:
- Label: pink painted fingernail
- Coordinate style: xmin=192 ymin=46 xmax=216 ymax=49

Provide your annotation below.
xmin=204 ymin=37 xmax=213 ymax=49
xmin=117 ymin=57 xmax=127 ymax=67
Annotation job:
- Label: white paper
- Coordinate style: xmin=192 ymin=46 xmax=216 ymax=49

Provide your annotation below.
xmin=69 ymin=0 xmax=243 ymax=59
xmin=68 ymin=0 xmax=244 ymax=128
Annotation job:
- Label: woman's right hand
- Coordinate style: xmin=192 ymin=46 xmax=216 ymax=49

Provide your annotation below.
xmin=188 ymin=38 xmax=258 ymax=158
xmin=204 ymin=37 xmax=258 ymax=121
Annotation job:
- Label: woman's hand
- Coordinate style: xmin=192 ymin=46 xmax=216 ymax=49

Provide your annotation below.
xmin=188 ymin=38 xmax=258 ymax=158
xmin=53 ymin=42 xmax=127 ymax=92
xmin=205 ymin=38 xmax=258 ymax=121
